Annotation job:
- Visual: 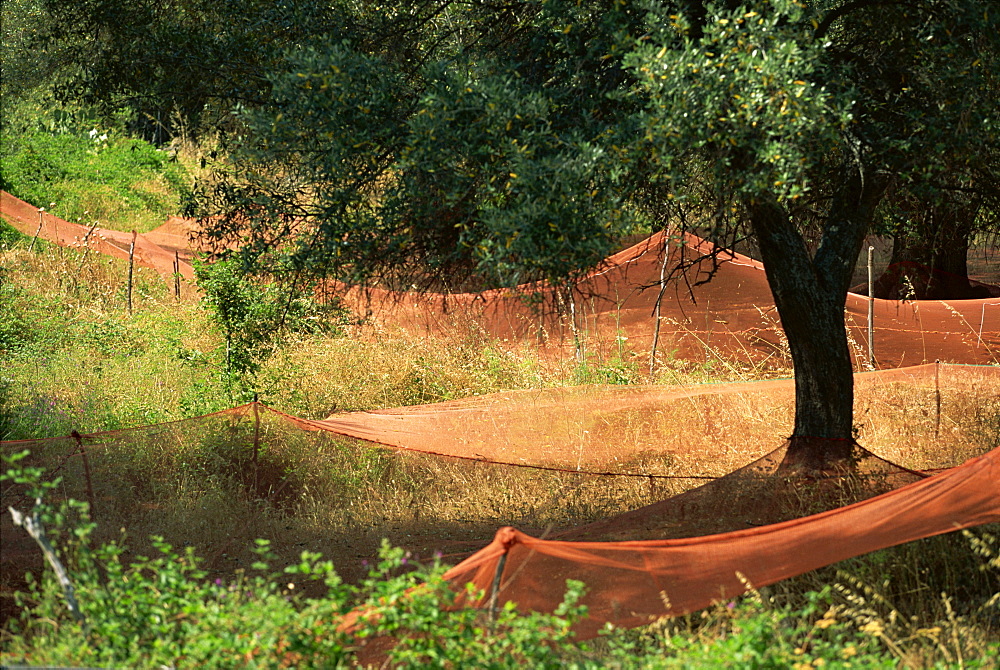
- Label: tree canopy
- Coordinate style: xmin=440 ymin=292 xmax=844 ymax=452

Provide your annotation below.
xmin=9 ymin=0 xmax=1000 ymax=463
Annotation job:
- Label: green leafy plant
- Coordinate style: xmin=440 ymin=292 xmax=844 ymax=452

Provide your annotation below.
xmin=0 ymin=452 xmax=599 ymax=668
xmin=0 ymin=127 xmax=190 ymax=230
xmin=194 ymin=258 xmax=348 ymax=401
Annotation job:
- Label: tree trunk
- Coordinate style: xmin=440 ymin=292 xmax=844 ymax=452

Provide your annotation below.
xmin=875 ymin=198 xmax=986 ymax=300
xmin=749 ymin=173 xmax=887 ymax=469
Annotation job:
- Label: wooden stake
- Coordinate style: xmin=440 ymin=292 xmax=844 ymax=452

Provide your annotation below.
xmin=650 ymin=232 xmax=671 ymax=380
xmin=127 ymin=230 xmax=137 ymax=314
xmin=252 ymin=394 xmax=261 ymax=493
xmin=72 ymin=430 xmax=96 ymax=518
xmin=28 ymin=209 xmax=44 ymax=253
xmin=934 ymin=359 xmax=941 ymax=439
xmin=569 ymin=291 xmax=583 ymax=363
xmin=867 ymin=245 xmax=875 ymax=369
xmin=488 ymin=551 xmax=509 ymax=625
xmin=174 ymin=251 xmax=181 ymax=300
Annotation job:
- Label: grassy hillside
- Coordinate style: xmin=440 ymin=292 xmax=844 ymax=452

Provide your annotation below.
xmin=1 ymin=132 xmax=998 ymax=668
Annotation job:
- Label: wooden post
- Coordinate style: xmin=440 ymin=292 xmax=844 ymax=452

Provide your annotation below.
xmin=650 ymin=232 xmax=671 ymax=380
xmin=487 ymin=551 xmax=509 ymax=625
xmin=978 ymin=303 xmax=988 ymax=349
xmin=252 ymin=393 xmax=261 ymax=493
xmin=934 ymin=359 xmax=941 ymax=439
xmin=569 ymin=291 xmax=583 ymax=363
xmin=71 ymin=431 xmax=96 ymax=519
xmin=127 ymin=230 xmax=137 ymax=314
xmin=28 ymin=209 xmax=44 ymax=253
xmin=174 ymin=251 xmax=181 ymax=300
xmin=867 ymin=245 xmax=875 ymax=369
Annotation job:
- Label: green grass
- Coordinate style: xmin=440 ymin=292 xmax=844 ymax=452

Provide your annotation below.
xmin=0 ymin=128 xmax=191 ymax=233
xmin=2 ymin=125 xmax=999 ymax=668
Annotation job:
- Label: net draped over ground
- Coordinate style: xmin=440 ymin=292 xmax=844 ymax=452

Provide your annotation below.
xmin=4 ymin=190 xmax=998 ymax=369
xmin=3 ymin=366 xmax=999 ymax=641
xmin=3 ymin=189 xmax=1000 ymax=637
xmin=442 ymin=443 xmax=999 ymax=638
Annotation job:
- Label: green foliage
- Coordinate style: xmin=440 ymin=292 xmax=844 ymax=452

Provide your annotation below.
xmin=0 ymin=455 xmax=598 ymax=668
xmin=201 ymin=0 xmax=649 ymax=290
xmin=26 ymin=0 xmax=350 ymax=138
xmin=572 ymin=353 xmax=642 ymax=386
xmin=0 ymin=128 xmax=190 ymax=231
xmin=194 ymin=259 xmax=347 ymax=399
xmin=623 ymin=593 xmax=894 ymax=668
xmin=0 ymin=220 xmax=27 ymax=248
xmin=1 ymin=0 xmax=61 ymax=113
xmin=628 ymin=2 xmax=852 ymax=203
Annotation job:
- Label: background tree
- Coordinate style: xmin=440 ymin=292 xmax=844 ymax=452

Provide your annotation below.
xmin=28 ymin=0 xmax=348 ymax=141
xmin=871 ymin=182 xmax=1000 ymax=300
xmin=79 ymin=0 xmax=997 ymax=466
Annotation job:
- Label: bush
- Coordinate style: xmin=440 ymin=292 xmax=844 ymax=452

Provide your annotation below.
xmin=1 ymin=451 xmax=596 ymax=668
xmin=0 ymin=128 xmax=189 ymax=231
xmin=195 ymin=258 xmax=351 ymax=401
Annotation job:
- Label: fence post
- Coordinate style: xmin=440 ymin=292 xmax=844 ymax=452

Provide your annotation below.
xmin=174 ymin=251 xmax=181 ymax=300
xmin=488 ymin=551 xmax=509 ymax=625
xmin=71 ymin=430 xmax=96 ymax=518
xmin=127 ymin=230 xmax=137 ymax=314
xmin=28 ymin=208 xmax=44 ymax=253
xmin=650 ymin=231 xmax=671 ymax=380
xmin=867 ymin=245 xmax=875 ymax=369
xmin=252 ymin=394 xmax=261 ymax=492
xmin=568 ymin=288 xmax=583 ymax=363
xmin=934 ymin=359 xmax=941 ymax=439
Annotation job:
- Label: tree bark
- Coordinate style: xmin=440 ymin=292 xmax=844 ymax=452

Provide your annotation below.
xmin=875 ymin=198 xmax=990 ymax=300
xmin=749 ymin=172 xmax=887 ymax=468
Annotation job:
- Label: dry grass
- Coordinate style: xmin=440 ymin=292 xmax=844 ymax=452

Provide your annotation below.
xmin=3 ymin=233 xmax=999 ymax=658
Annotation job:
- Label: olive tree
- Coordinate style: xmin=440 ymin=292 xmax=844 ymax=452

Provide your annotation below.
xmin=200 ymin=0 xmax=1000 ymax=466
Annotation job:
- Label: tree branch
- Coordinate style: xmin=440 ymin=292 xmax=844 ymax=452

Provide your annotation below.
xmin=9 ymin=504 xmax=87 ymax=627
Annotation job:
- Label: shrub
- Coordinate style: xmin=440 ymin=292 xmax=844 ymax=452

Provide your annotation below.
xmin=0 ymin=128 xmax=189 ymax=231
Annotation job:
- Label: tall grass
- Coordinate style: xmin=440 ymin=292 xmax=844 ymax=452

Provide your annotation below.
xmin=3 ymin=198 xmax=1000 ymax=666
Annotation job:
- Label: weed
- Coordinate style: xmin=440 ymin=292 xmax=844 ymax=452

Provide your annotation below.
xmin=0 ymin=129 xmax=190 ymax=233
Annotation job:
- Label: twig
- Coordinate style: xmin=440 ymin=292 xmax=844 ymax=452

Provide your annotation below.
xmin=9 ymin=503 xmax=87 ymax=627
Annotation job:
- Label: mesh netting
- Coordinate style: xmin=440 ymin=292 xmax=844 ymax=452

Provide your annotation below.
xmin=1 ymin=191 xmax=200 ymax=282
xmin=5 ymin=190 xmax=998 ymax=368
xmin=345 ymin=230 xmax=1000 ymax=369
xmin=442 ymin=441 xmax=999 ymax=638
xmin=313 ymin=362 xmax=991 ymax=476
xmin=4 ymin=366 xmax=997 ymax=614
xmin=3 ymin=188 xmax=1000 ymax=638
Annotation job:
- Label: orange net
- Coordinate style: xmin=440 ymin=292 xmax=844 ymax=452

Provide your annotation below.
xmin=3 ymin=365 xmax=998 ymax=634
xmin=312 ymin=362 xmax=987 ymax=475
xmin=3 ymin=188 xmax=1000 ymax=635
xmin=443 ymin=441 xmax=999 ymax=637
xmin=4 ymin=189 xmax=997 ymax=368
xmin=350 ymin=230 xmax=1000 ymax=369
xmin=0 ymin=191 xmax=200 ymax=282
